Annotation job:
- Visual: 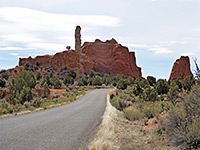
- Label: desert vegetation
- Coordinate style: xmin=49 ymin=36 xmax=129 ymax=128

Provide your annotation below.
xmin=109 ymin=73 xmax=200 ymax=149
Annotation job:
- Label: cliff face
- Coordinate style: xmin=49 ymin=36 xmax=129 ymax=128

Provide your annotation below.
xmin=169 ymin=56 xmax=193 ymax=81
xmin=82 ymin=38 xmax=142 ymax=78
xmin=18 ymin=38 xmax=142 ymax=78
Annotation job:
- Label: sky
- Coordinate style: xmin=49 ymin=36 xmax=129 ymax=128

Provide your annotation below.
xmin=0 ymin=0 xmax=200 ymax=79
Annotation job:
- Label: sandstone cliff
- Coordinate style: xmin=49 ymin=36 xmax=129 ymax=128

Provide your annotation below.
xmin=169 ymin=56 xmax=193 ymax=81
xmin=82 ymin=38 xmax=142 ymax=78
xmin=18 ymin=38 xmax=142 ymax=78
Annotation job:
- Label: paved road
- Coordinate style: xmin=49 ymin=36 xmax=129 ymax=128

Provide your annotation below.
xmin=0 ymin=89 xmax=112 ymax=150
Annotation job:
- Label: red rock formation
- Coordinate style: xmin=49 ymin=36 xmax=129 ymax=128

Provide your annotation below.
xmin=82 ymin=38 xmax=142 ymax=78
xmin=169 ymin=56 xmax=193 ymax=81
xmin=18 ymin=38 xmax=142 ymax=78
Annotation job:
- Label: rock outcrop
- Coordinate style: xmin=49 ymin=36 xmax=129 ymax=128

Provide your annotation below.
xmin=75 ymin=25 xmax=82 ymax=54
xmin=82 ymin=38 xmax=142 ymax=78
xmin=169 ymin=56 xmax=193 ymax=81
xmin=18 ymin=38 xmax=142 ymax=78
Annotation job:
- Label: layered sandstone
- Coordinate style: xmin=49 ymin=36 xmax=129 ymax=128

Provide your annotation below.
xmin=18 ymin=38 xmax=142 ymax=78
xmin=169 ymin=56 xmax=193 ymax=81
xmin=82 ymin=38 xmax=142 ymax=78
xmin=19 ymin=50 xmax=93 ymax=78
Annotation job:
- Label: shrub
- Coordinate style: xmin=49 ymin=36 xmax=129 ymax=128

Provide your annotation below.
xmin=183 ymin=76 xmax=195 ymax=91
xmin=147 ymin=76 xmax=156 ymax=86
xmin=117 ymin=79 xmax=127 ymax=90
xmin=9 ymin=76 xmax=33 ymax=104
xmin=24 ymin=101 xmax=31 ymax=109
xmin=133 ymin=85 xmax=143 ymax=96
xmin=127 ymin=77 xmax=135 ymax=86
xmin=155 ymin=79 xmax=169 ymax=95
xmin=167 ymin=84 xmax=179 ymax=106
xmin=31 ymin=98 xmax=41 ymax=107
xmin=51 ymin=78 xmax=62 ymax=89
xmin=143 ymin=104 xmax=156 ymax=119
xmin=173 ymin=79 xmax=182 ymax=91
xmin=0 ymin=78 xmax=6 ymax=87
xmin=92 ymin=77 xmax=102 ymax=86
xmin=0 ymin=90 xmax=5 ymax=99
xmin=18 ymin=70 xmax=36 ymax=88
xmin=141 ymin=87 xmax=158 ymax=102
xmin=41 ymin=74 xmax=52 ymax=87
xmin=42 ymin=82 xmax=50 ymax=98
xmin=67 ymin=70 xmax=76 ymax=79
xmin=1 ymin=72 xmax=9 ymax=80
xmin=63 ymin=76 xmax=74 ymax=86
xmin=110 ymin=93 xmax=115 ymax=99
xmin=164 ymin=84 xmax=200 ymax=149
xmin=18 ymin=87 xmax=33 ymax=104
xmin=77 ymin=78 xmax=88 ymax=86
xmin=90 ymin=70 xmax=95 ymax=78
xmin=36 ymin=72 xmax=42 ymax=80
xmin=103 ymin=74 xmax=111 ymax=86
xmin=123 ymin=107 xmax=144 ymax=121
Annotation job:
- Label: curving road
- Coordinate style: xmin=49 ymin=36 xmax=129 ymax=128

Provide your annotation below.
xmin=0 ymin=89 xmax=112 ymax=150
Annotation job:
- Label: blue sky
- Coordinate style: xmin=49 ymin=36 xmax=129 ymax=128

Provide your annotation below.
xmin=0 ymin=0 xmax=200 ymax=79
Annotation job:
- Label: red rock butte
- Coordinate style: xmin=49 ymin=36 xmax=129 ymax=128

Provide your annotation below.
xmin=169 ymin=56 xmax=193 ymax=81
xmin=19 ymin=38 xmax=142 ymax=78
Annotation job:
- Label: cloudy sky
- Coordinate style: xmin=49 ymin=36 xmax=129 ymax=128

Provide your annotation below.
xmin=0 ymin=0 xmax=200 ymax=79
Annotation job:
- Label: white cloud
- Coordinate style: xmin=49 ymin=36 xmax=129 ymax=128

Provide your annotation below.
xmin=125 ymin=43 xmax=149 ymax=48
xmin=0 ymin=47 xmax=30 ymax=51
xmin=9 ymin=53 xmax=19 ymax=56
xmin=28 ymin=43 xmax=66 ymax=51
xmin=158 ymin=41 xmax=187 ymax=44
xmin=0 ymin=7 xmax=120 ymax=51
xmin=191 ymin=28 xmax=200 ymax=32
xmin=180 ymin=52 xmax=195 ymax=56
xmin=149 ymin=47 xmax=172 ymax=54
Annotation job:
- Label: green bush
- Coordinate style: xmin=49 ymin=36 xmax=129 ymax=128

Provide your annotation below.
xmin=63 ymin=76 xmax=74 ymax=86
xmin=18 ymin=86 xmax=33 ymax=104
xmin=18 ymin=70 xmax=36 ymax=88
xmin=92 ymin=77 xmax=102 ymax=86
xmin=167 ymin=84 xmax=179 ymax=106
xmin=164 ymin=84 xmax=200 ymax=149
xmin=133 ymin=85 xmax=143 ymax=96
xmin=155 ymin=79 xmax=169 ymax=95
xmin=123 ymin=107 xmax=144 ymax=121
xmin=31 ymin=98 xmax=41 ymax=108
xmin=182 ymin=76 xmax=195 ymax=91
xmin=0 ymin=90 xmax=5 ymax=99
xmin=36 ymin=72 xmax=42 ymax=80
xmin=103 ymin=74 xmax=111 ymax=85
xmin=41 ymin=74 xmax=52 ymax=87
xmin=141 ymin=87 xmax=158 ymax=102
xmin=67 ymin=70 xmax=77 ymax=79
xmin=0 ymin=78 xmax=6 ymax=87
xmin=127 ymin=77 xmax=135 ymax=86
xmin=147 ymin=76 xmax=156 ymax=86
xmin=79 ymin=78 xmax=88 ymax=86
xmin=117 ymin=79 xmax=127 ymax=90
xmin=51 ymin=78 xmax=62 ymax=89
xmin=1 ymin=72 xmax=9 ymax=80
xmin=110 ymin=93 xmax=115 ymax=99
xmin=89 ymin=70 xmax=95 ymax=78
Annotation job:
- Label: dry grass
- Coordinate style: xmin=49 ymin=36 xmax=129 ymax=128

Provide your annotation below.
xmin=89 ymin=94 xmax=179 ymax=150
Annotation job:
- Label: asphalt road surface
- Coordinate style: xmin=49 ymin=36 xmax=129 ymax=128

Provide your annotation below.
xmin=0 ymin=89 xmax=112 ymax=150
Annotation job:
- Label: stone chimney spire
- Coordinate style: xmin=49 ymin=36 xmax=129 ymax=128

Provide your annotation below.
xmin=75 ymin=25 xmax=81 ymax=53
